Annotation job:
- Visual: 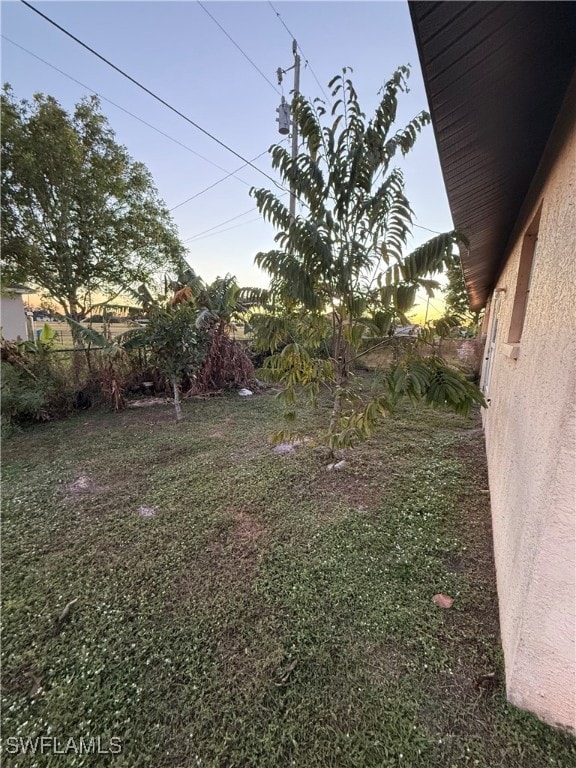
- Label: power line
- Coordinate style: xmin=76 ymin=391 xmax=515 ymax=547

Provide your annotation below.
xmin=5 ymin=37 xmax=288 ymax=212
xmin=3 ymin=36 xmax=283 ymax=222
xmin=20 ymin=0 xmax=288 ymax=193
xmin=183 ymin=192 xmax=289 ymax=243
xmin=6 ymin=25 xmax=443 ymax=236
xmin=183 ymin=207 xmax=258 ymax=242
xmin=197 ymin=1 xmax=280 ymax=95
xmin=267 ymin=1 xmax=331 ymax=104
xmin=185 ymin=215 xmax=264 ymax=244
xmin=169 ymin=139 xmax=288 ymax=212
xmin=2 ymin=35 xmax=256 ymax=192
xmin=413 ymin=222 xmax=442 ymax=235
xmin=169 ymin=151 xmax=268 ymax=212
xmin=182 ymin=194 xmax=442 ymax=247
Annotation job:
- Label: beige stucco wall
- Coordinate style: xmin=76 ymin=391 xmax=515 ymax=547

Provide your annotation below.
xmin=0 ymin=295 xmax=28 ymax=341
xmin=480 ymin=99 xmax=576 ymax=730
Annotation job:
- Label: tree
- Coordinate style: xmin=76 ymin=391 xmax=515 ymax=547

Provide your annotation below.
xmin=442 ymin=253 xmax=481 ymax=335
xmin=145 ymin=305 xmax=208 ymax=421
xmin=250 ymin=67 xmax=484 ymax=451
xmin=1 ymin=87 xmax=184 ymax=319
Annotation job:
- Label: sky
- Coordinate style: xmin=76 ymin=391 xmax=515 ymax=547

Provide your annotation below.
xmin=1 ymin=0 xmax=454 ymax=320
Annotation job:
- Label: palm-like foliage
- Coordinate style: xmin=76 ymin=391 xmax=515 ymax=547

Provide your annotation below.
xmin=194 ymin=274 xmax=249 ymax=331
xmin=66 ymin=317 xmax=147 ymax=411
xmin=162 ymin=269 xmax=255 ymax=396
xmin=250 ymin=67 xmax=484 ymax=450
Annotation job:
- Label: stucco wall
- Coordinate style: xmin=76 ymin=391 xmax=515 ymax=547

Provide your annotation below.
xmin=0 ymin=295 xmax=28 ymax=341
xmin=480 ymin=98 xmax=576 ymax=730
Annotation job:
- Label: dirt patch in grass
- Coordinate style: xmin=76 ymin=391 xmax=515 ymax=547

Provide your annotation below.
xmin=448 ymin=423 xmax=500 ymax=635
xmin=437 ymin=550 xmax=466 ymax=575
xmin=207 ymin=509 xmax=266 ymax=571
xmin=64 ymin=473 xmax=94 ymax=494
xmin=363 ymin=640 xmax=407 ymax=684
xmin=173 ymin=509 xmax=267 ymax=606
xmin=410 ymin=416 xmax=503 ymax=739
xmin=137 ymin=506 xmax=157 ymax=518
xmin=312 ymin=450 xmax=397 ymax=516
xmin=229 ymin=509 xmax=265 ymax=544
xmin=62 ymin=472 xmax=108 ymax=504
xmin=127 ymin=397 xmax=170 ymax=408
xmin=1 ymin=664 xmax=40 ymax=698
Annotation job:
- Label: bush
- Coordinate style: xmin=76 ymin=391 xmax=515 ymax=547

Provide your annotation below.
xmin=0 ymin=345 xmax=78 ymax=434
xmin=0 ymin=362 xmax=47 ymax=426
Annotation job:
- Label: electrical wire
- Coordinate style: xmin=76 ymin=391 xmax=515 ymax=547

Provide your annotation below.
xmin=20 ymin=0 xmax=289 ymax=193
xmin=1 ymin=35 xmax=257 ymax=192
xmin=4 ymin=37 xmax=289 ymax=212
xmin=267 ymin=1 xmax=331 ymax=104
xmin=185 ymin=215 xmax=264 ymax=244
xmin=9 ymin=14 xmax=443 ymax=237
xmin=169 ymin=151 xmax=268 ymax=212
xmin=266 ymin=5 xmax=447 ymax=232
xmin=169 ymin=139 xmax=288 ymax=212
xmin=183 ymin=192 xmax=289 ymax=243
xmin=197 ymin=1 xmax=280 ymax=95
xmin=182 ymin=208 xmax=258 ymax=242
xmin=413 ymin=222 xmax=442 ymax=235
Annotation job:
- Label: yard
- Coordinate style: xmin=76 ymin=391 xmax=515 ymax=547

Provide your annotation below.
xmin=2 ymin=391 xmax=574 ymax=767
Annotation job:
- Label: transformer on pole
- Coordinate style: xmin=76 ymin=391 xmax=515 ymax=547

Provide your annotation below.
xmin=276 ymin=97 xmax=291 ymax=135
xmin=276 ymin=40 xmax=300 ymax=220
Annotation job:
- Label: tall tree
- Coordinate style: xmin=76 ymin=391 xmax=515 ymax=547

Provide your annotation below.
xmin=1 ymin=87 xmax=183 ymax=319
xmin=442 ymin=253 xmax=481 ymax=334
xmin=250 ymin=67 xmax=484 ymax=451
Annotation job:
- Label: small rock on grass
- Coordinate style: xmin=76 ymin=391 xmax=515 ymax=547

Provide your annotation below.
xmin=432 ymin=593 xmax=454 ymax=608
xmin=273 ymin=443 xmax=295 ymax=454
xmin=272 ymin=439 xmax=309 ymax=455
xmin=137 ymin=506 xmax=157 ymax=518
xmin=327 ymin=460 xmax=347 ymax=471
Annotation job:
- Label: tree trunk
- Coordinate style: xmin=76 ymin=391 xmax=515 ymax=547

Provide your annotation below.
xmin=68 ymin=295 xmax=83 ymax=322
xmin=328 ymin=319 xmax=347 ymax=454
xmin=172 ymin=379 xmax=183 ymax=422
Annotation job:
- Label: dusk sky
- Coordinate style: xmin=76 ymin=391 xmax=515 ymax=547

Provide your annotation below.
xmin=2 ymin=0 xmax=453 ymax=317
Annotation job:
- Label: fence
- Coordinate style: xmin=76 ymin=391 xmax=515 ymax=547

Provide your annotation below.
xmin=355 ymin=336 xmax=483 ymax=377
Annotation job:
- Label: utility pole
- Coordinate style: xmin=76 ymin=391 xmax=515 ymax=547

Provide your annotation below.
xmin=276 ymin=39 xmax=301 ymax=220
xmin=290 ymin=40 xmax=300 ymax=221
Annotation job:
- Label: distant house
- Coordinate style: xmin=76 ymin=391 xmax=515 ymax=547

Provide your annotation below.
xmin=410 ymin=1 xmax=576 ymax=731
xmin=0 ymin=285 xmax=34 ymax=341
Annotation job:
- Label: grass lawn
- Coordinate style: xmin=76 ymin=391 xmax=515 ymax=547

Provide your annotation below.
xmin=2 ymin=391 xmax=575 ymax=767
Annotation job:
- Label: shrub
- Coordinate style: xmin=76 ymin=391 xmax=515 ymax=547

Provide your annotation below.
xmin=0 ymin=343 xmax=78 ymax=434
xmin=0 ymin=361 xmax=47 ymax=427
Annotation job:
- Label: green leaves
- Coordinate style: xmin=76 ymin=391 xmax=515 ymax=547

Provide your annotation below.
xmin=66 ymin=318 xmax=109 ymax=349
xmin=248 ymin=66 xmax=482 ymax=449
xmin=145 ymin=305 xmax=208 ymax=384
xmin=382 ymin=356 xmax=486 ymax=415
xmin=1 ymin=87 xmax=183 ymax=318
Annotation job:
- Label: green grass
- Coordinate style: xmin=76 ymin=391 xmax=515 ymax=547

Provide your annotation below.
xmin=1 ymin=391 xmax=574 ymax=767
